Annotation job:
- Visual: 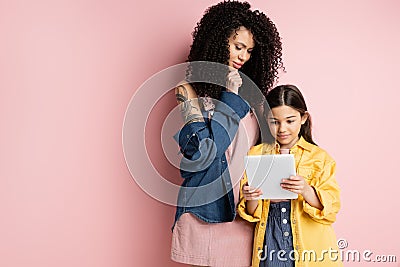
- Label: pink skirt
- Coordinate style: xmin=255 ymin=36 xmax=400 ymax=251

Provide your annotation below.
xmin=171 ymin=212 xmax=254 ymax=267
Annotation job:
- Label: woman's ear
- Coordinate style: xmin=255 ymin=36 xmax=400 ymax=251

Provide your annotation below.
xmin=301 ymin=111 xmax=309 ymax=125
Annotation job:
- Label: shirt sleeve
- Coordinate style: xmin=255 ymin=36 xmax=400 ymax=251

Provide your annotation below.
xmin=176 ymin=92 xmax=250 ymax=175
xmin=303 ymin=160 xmax=341 ymax=225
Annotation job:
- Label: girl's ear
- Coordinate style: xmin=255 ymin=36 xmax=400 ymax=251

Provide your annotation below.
xmin=301 ymin=111 xmax=309 ymax=125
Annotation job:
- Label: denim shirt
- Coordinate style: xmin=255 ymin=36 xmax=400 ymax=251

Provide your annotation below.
xmin=173 ymin=91 xmax=250 ymax=228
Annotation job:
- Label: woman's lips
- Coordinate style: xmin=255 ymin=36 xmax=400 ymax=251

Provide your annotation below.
xmin=232 ymin=62 xmax=243 ymax=69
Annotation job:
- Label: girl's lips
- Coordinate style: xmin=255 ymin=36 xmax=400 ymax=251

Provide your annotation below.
xmin=278 ymin=135 xmax=290 ymax=139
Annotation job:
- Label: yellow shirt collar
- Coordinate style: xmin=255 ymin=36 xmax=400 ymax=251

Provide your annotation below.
xmin=265 ymin=136 xmax=313 ymax=154
xmin=291 ymin=136 xmax=313 ymax=152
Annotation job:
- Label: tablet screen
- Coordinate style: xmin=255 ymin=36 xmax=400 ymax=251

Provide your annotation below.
xmin=244 ymin=154 xmax=298 ymax=199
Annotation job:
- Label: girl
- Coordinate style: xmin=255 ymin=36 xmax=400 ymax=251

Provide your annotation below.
xmin=171 ymin=1 xmax=283 ymax=266
xmin=239 ymin=85 xmax=342 ymax=267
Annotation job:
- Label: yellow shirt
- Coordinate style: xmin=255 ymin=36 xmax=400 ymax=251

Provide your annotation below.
xmin=238 ymin=137 xmax=343 ymax=267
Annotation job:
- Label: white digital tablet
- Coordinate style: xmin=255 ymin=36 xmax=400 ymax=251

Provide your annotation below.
xmin=244 ymin=154 xmax=298 ymax=199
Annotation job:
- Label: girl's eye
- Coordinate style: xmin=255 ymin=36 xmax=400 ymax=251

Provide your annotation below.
xmin=269 ymin=121 xmax=278 ymax=125
xmin=248 ymin=50 xmax=253 ymax=54
xmin=287 ymin=120 xmax=295 ymax=124
xmin=235 ymin=46 xmax=241 ymax=50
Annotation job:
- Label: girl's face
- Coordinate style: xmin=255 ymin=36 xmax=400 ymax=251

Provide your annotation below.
xmin=267 ymin=105 xmax=308 ymax=149
xmin=227 ymin=26 xmax=254 ymax=69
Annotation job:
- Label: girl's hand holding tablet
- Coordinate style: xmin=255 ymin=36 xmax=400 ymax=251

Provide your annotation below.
xmin=280 ymin=175 xmax=310 ymax=195
xmin=242 ymin=183 xmax=262 ymax=201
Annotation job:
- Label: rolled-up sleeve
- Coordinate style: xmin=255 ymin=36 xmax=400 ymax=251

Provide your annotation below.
xmin=303 ymin=161 xmax=341 ymax=225
xmin=175 ymin=92 xmax=250 ymax=175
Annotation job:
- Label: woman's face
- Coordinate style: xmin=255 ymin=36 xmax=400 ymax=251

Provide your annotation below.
xmin=228 ymin=26 xmax=254 ymax=69
xmin=267 ymin=105 xmax=308 ymax=149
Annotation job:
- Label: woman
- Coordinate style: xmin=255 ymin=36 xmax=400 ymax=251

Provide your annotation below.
xmin=171 ymin=1 xmax=283 ymax=266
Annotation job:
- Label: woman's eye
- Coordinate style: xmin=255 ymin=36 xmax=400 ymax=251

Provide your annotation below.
xmin=235 ymin=46 xmax=241 ymax=50
xmin=287 ymin=120 xmax=295 ymax=124
xmin=269 ymin=121 xmax=278 ymax=125
xmin=248 ymin=50 xmax=253 ymax=54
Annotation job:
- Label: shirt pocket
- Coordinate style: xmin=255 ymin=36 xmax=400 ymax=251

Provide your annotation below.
xmin=297 ymin=167 xmax=322 ymax=186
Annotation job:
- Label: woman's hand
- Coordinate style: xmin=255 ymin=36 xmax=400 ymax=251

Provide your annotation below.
xmin=226 ymin=68 xmax=242 ymax=94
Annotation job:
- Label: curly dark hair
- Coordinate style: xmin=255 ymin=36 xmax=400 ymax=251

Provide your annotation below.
xmin=186 ymin=0 xmax=283 ymax=106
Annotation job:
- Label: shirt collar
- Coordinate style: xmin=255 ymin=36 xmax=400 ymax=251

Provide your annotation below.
xmin=294 ymin=136 xmax=313 ymax=152
xmin=266 ymin=136 xmax=313 ymax=154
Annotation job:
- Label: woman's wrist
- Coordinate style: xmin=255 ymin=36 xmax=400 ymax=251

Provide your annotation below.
xmin=225 ymin=88 xmax=238 ymax=94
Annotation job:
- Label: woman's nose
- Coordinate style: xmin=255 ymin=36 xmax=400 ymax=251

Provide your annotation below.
xmin=238 ymin=51 xmax=249 ymax=62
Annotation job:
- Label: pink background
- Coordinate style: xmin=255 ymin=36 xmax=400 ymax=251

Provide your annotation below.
xmin=1 ymin=0 xmax=399 ymax=266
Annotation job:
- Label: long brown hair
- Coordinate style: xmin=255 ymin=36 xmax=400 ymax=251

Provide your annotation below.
xmin=264 ymin=84 xmax=317 ymax=145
